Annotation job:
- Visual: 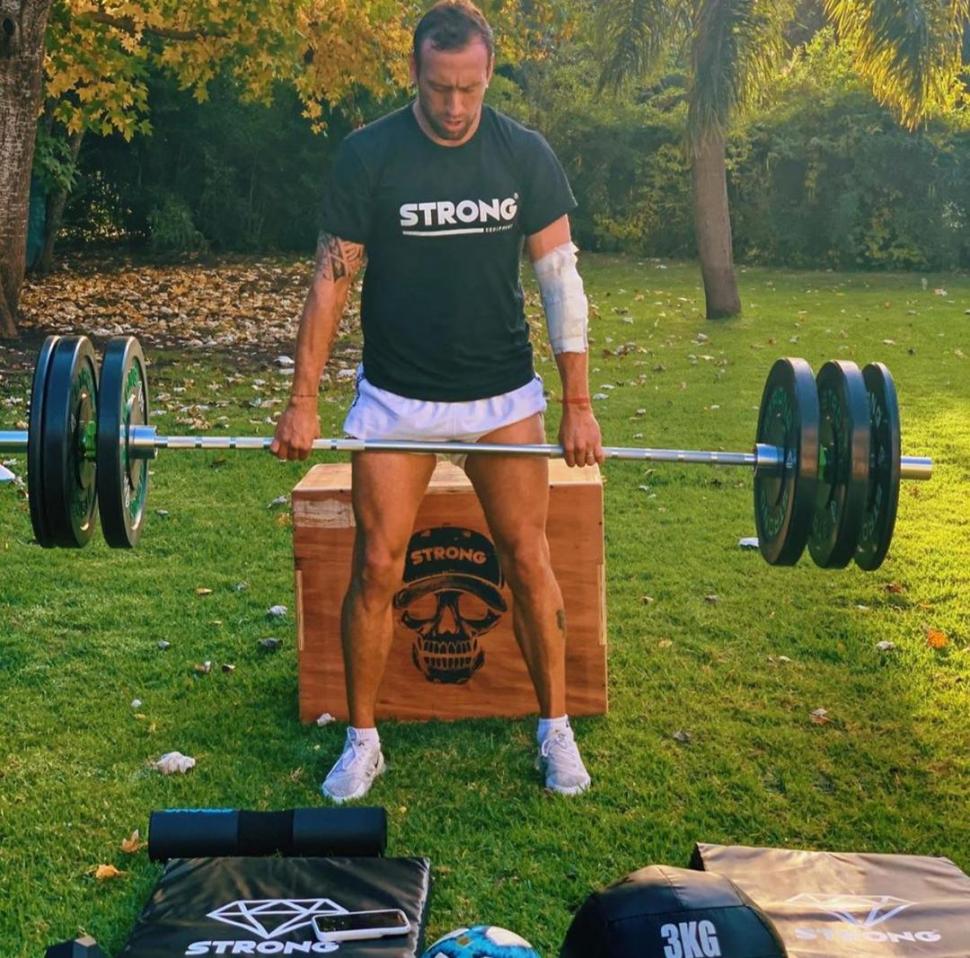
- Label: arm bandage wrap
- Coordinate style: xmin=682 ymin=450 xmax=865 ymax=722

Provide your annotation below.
xmin=533 ymin=242 xmax=589 ymax=354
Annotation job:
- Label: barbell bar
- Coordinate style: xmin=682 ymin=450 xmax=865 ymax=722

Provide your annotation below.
xmin=0 ymin=431 xmax=932 ymax=475
xmin=0 ymin=335 xmax=932 ymax=569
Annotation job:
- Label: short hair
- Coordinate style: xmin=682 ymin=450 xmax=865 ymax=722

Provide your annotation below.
xmin=413 ymin=1 xmax=494 ymax=72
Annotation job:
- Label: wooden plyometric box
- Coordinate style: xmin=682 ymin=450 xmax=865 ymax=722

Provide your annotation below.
xmin=293 ymin=459 xmax=607 ymax=722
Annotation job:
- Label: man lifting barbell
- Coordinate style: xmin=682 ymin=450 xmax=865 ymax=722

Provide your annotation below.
xmin=270 ymin=0 xmax=601 ymax=800
xmin=0 ymin=5 xmax=935 ymax=804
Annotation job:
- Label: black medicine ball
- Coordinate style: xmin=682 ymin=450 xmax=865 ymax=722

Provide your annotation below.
xmin=560 ymin=865 xmax=787 ymax=958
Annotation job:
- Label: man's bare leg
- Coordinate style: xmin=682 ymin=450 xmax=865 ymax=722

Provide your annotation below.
xmin=464 ymin=413 xmax=590 ymax=794
xmin=464 ymin=413 xmax=565 ymax=716
xmin=343 ymin=450 xmax=437 ymax=727
xmin=322 ymin=450 xmax=435 ymax=802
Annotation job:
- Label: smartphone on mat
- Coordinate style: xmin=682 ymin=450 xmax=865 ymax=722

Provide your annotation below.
xmin=312 ymin=909 xmax=411 ymax=942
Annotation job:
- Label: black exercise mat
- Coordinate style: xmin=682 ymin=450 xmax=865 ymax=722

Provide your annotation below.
xmin=692 ymin=843 xmax=970 ymax=957
xmin=118 ymin=856 xmax=431 ymax=957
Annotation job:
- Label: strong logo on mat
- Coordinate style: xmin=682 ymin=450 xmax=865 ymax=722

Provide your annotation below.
xmin=785 ymin=893 xmax=942 ymax=945
xmin=183 ymin=897 xmax=347 ymax=953
xmin=395 ymin=527 xmax=507 ymax=684
xmin=206 ymin=897 xmax=346 ymax=938
xmin=786 ymin=894 xmax=914 ymax=928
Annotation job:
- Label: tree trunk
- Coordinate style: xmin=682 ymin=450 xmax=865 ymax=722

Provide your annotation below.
xmin=36 ymin=129 xmax=83 ymax=276
xmin=0 ymin=0 xmax=54 ymax=338
xmin=692 ymin=130 xmax=741 ymax=319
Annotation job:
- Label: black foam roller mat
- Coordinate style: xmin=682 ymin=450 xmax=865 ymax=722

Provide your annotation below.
xmin=148 ymin=807 xmax=387 ymax=861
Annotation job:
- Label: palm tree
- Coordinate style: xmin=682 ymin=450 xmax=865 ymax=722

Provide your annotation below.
xmin=598 ymin=0 xmax=969 ymax=319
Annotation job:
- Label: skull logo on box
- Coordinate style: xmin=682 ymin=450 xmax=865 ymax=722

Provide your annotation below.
xmin=394 ymin=527 xmax=508 ymax=684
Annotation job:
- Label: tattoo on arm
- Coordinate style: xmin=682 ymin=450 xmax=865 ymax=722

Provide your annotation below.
xmin=314 ymin=231 xmax=364 ymax=282
xmin=556 ymin=608 xmax=566 ymax=634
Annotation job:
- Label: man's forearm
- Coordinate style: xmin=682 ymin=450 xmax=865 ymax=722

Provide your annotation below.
xmin=289 ymin=283 xmax=349 ymax=398
xmin=290 ymin=231 xmax=364 ymax=399
xmin=555 ymin=351 xmax=591 ymax=405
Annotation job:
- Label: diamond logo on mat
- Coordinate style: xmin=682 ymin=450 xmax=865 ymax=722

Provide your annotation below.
xmin=786 ymin=894 xmax=915 ymax=928
xmin=208 ymin=898 xmax=348 ymax=939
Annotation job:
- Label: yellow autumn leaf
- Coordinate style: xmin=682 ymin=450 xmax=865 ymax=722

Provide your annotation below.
xmin=120 ymin=830 xmax=145 ymax=854
xmin=94 ymin=864 xmax=124 ymax=880
xmin=927 ymin=628 xmax=948 ymax=650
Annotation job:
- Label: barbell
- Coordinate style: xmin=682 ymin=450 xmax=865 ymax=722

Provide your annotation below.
xmin=0 ymin=334 xmax=932 ymax=570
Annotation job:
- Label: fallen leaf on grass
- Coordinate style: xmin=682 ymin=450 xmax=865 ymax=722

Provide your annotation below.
xmin=704 ymin=594 xmax=720 ymax=604
xmin=927 ymin=628 xmax=948 ymax=650
xmin=810 ymin=708 xmax=831 ymax=725
xmin=267 ymin=605 xmax=287 ymax=619
xmin=120 ymin=830 xmax=146 ymax=854
xmin=93 ymin=864 xmax=124 ymax=881
xmin=876 ymin=641 xmax=897 ymax=652
xmin=658 ymin=639 xmax=673 ymax=649
xmin=885 ymin=582 xmax=905 ymax=594
xmin=672 ymin=730 xmax=692 ymax=744
xmin=195 ymin=587 xmax=213 ymax=596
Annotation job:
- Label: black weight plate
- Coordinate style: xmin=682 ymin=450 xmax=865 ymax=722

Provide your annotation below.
xmin=97 ymin=336 xmax=150 ymax=548
xmin=855 ymin=362 xmax=901 ymax=571
xmin=754 ymin=358 xmax=819 ymax=565
xmin=27 ymin=335 xmax=61 ymax=546
xmin=808 ymin=360 xmax=871 ymax=569
xmin=40 ymin=336 xmax=99 ymax=547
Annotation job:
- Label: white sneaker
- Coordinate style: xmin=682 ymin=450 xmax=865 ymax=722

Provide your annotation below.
xmin=321 ymin=729 xmax=385 ymax=803
xmin=537 ymin=726 xmax=591 ymax=795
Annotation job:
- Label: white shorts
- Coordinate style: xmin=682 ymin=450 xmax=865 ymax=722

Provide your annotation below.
xmin=343 ymin=367 xmax=547 ymax=468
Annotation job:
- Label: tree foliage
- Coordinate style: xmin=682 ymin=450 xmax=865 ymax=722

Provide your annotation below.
xmin=521 ymin=26 xmax=969 ymax=269
xmin=822 ymin=0 xmax=969 ymax=128
xmin=43 ymin=0 xmax=413 ymax=140
xmin=43 ymin=0 xmax=570 ymax=140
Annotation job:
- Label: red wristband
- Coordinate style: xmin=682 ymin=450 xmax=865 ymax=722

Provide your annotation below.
xmin=561 ymin=395 xmax=592 ymax=406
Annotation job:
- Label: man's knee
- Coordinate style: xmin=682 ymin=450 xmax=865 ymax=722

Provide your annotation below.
xmin=353 ymin=543 xmax=406 ymax=600
xmin=500 ymin=536 xmax=552 ymax=593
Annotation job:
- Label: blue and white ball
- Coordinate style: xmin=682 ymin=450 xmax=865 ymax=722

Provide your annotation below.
xmin=422 ymin=925 xmax=540 ymax=958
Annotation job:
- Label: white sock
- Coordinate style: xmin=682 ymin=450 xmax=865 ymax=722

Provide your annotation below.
xmin=537 ymin=715 xmax=570 ymax=744
xmin=349 ymin=726 xmax=379 ymax=746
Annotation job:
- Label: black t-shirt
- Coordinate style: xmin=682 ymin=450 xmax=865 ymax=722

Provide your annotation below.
xmin=318 ymin=105 xmax=577 ymax=401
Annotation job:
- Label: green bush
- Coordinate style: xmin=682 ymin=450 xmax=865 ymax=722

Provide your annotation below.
xmin=58 ymin=31 xmax=970 ymax=269
xmin=62 ymin=70 xmax=379 ymax=253
xmin=147 ymin=195 xmax=209 ymax=254
xmin=729 ymin=30 xmax=970 ymax=270
xmin=524 ymin=31 xmax=969 ymax=270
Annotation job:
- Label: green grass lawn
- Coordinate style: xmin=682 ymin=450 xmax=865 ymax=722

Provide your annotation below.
xmin=1 ymin=256 xmax=968 ymax=956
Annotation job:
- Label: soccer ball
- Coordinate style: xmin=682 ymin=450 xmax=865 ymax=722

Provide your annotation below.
xmin=421 ymin=925 xmax=540 ymax=958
